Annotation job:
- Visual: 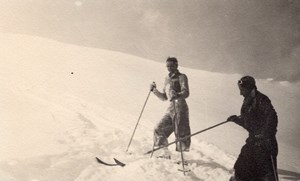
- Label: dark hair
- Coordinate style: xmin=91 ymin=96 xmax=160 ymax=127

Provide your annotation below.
xmin=166 ymin=57 xmax=178 ymax=65
xmin=238 ymin=76 xmax=257 ymax=90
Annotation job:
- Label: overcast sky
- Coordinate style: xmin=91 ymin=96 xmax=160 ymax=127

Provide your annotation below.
xmin=0 ymin=0 xmax=299 ymax=81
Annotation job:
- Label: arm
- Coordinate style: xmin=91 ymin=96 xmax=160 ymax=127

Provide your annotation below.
xmin=227 ymin=115 xmax=245 ymax=128
xmin=151 ymin=77 xmax=168 ymax=101
xmin=177 ymin=74 xmax=189 ymax=99
xmin=152 ymin=88 xmax=168 ymax=101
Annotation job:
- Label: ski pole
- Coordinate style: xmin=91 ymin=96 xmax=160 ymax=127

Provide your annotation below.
xmin=271 ymin=155 xmax=279 ymax=181
xmin=126 ymin=83 xmax=154 ymax=152
xmin=145 ymin=120 xmax=229 ymax=155
xmin=150 ymin=141 xmax=155 ymax=158
xmin=173 ymin=100 xmax=187 ymax=175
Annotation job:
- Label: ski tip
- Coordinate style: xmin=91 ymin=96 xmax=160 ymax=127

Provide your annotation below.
xmin=113 ymin=158 xmax=126 ymax=167
xmin=95 ymin=157 xmax=102 ymax=163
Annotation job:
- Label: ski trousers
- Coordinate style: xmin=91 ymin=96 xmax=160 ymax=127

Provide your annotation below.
xmin=153 ymin=100 xmax=191 ymax=152
xmin=233 ymin=138 xmax=278 ymax=181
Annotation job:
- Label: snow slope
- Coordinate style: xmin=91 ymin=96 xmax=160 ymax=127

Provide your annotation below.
xmin=0 ymin=33 xmax=299 ymax=180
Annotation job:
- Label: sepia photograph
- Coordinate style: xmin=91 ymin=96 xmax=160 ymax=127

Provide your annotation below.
xmin=0 ymin=0 xmax=299 ymax=180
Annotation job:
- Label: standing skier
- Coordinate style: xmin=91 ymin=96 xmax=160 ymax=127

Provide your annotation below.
xmin=227 ymin=76 xmax=278 ymax=181
xmin=150 ymin=57 xmax=191 ymax=159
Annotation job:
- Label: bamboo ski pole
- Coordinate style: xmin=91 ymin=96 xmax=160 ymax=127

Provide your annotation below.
xmin=126 ymin=83 xmax=154 ymax=152
xmin=173 ymin=100 xmax=187 ymax=175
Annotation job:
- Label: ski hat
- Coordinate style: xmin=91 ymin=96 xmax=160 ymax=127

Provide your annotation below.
xmin=238 ymin=76 xmax=256 ymax=90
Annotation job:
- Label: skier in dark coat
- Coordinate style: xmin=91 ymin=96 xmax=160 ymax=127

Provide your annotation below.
xmin=227 ymin=76 xmax=279 ymax=181
xmin=150 ymin=57 xmax=191 ymax=158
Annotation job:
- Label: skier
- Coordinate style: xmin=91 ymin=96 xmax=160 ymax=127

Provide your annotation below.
xmin=150 ymin=57 xmax=191 ymax=159
xmin=227 ymin=76 xmax=278 ymax=181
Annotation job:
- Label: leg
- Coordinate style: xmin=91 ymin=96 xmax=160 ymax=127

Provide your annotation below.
xmin=254 ymin=144 xmax=278 ymax=181
xmin=234 ymin=143 xmax=256 ymax=180
xmin=153 ymin=114 xmax=173 ymax=148
xmin=174 ymin=103 xmax=191 ymax=152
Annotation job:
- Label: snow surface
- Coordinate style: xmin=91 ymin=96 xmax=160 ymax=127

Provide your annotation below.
xmin=0 ymin=33 xmax=299 ymax=180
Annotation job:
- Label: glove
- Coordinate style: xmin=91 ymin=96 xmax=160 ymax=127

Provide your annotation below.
xmin=150 ymin=82 xmax=156 ymax=91
xmin=227 ymin=115 xmax=239 ymax=123
xmin=169 ymin=89 xmax=178 ymax=101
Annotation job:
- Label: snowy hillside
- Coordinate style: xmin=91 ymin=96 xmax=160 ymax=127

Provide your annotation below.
xmin=0 ymin=33 xmax=299 ymax=180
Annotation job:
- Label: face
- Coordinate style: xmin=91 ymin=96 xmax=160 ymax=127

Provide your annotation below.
xmin=166 ymin=61 xmax=178 ymax=74
xmin=239 ymin=86 xmax=251 ymax=97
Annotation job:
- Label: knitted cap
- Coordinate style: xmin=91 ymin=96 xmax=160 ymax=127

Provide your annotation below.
xmin=238 ymin=76 xmax=256 ymax=90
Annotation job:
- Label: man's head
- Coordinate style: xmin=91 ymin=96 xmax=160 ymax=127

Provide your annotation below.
xmin=237 ymin=76 xmax=257 ymax=97
xmin=166 ymin=57 xmax=178 ymax=74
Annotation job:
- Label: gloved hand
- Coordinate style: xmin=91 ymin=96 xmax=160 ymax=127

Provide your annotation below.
xmin=169 ymin=89 xmax=178 ymax=101
xmin=227 ymin=115 xmax=239 ymax=123
xmin=150 ymin=82 xmax=156 ymax=91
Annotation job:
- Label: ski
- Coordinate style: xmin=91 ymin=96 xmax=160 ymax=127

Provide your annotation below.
xmin=113 ymin=158 xmax=126 ymax=167
xmin=95 ymin=157 xmax=126 ymax=167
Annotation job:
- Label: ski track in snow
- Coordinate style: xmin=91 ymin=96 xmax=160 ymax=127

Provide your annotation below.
xmin=0 ymin=99 xmax=234 ymax=180
xmin=0 ymin=87 xmax=234 ymax=180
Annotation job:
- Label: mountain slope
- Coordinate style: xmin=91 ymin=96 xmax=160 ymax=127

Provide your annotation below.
xmin=0 ymin=33 xmax=299 ymax=180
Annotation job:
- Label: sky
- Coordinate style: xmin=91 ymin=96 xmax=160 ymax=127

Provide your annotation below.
xmin=0 ymin=0 xmax=300 ymax=81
